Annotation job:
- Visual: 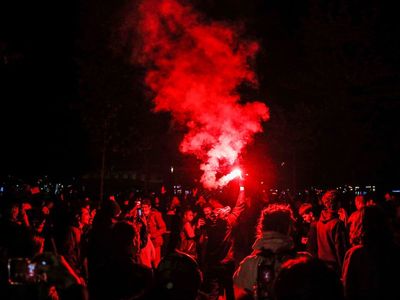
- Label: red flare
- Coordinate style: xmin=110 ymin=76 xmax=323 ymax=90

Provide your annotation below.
xmin=135 ymin=0 xmax=269 ymax=189
xmin=217 ymin=168 xmax=242 ymax=188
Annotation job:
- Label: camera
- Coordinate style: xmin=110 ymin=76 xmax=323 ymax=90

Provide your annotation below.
xmin=8 ymin=258 xmax=47 ymax=285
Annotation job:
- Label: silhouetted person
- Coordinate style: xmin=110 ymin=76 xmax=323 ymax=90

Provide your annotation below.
xmin=308 ymin=190 xmax=348 ymax=275
xmin=153 ymin=251 xmax=202 ymax=300
xmin=347 ymin=195 xmax=366 ymax=247
xmin=274 ymin=256 xmax=344 ymax=300
xmin=201 ymin=184 xmax=246 ymax=300
xmin=60 ymin=206 xmax=90 ymax=283
xmin=0 ymin=200 xmax=34 ymax=258
xmin=95 ymin=221 xmax=153 ymax=300
xmin=342 ymin=206 xmax=400 ymax=300
xmin=233 ymin=203 xmax=306 ymax=299
xmin=177 ymin=208 xmax=204 ymax=261
xmin=297 ymin=203 xmax=317 ymax=251
xmin=87 ymin=199 xmax=121 ymax=300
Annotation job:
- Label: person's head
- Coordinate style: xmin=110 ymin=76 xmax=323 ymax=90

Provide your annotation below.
xmin=79 ymin=207 xmax=91 ymax=226
xmin=364 ymin=192 xmax=377 ymax=207
xmin=10 ymin=202 xmax=19 ymax=221
xmin=384 ymin=192 xmax=394 ymax=202
xmin=112 ymin=221 xmax=139 ymax=256
xmin=208 ymin=198 xmax=223 ymax=209
xmin=195 ymin=195 xmax=206 ymax=207
xmin=261 ymin=190 xmax=270 ymax=204
xmin=298 ymin=203 xmax=314 ymax=224
xmin=354 ymin=195 xmax=366 ymax=210
xmin=170 ymin=196 xmax=181 ymax=208
xmin=361 ymin=205 xmax=392 ymax=246
xmin=98 ymin=199 xmax=121 ymax=223
xmin=1 ymin=200 xmax=20 ymax=222
xmin=155 ymin=252 xmax=202 ymax=300
xmin=257 ymin=204 xmax=295 ymax=238
xmin=74 ymin=206 xmax=90 ymax=228
xmin=43 ymin=198 xmax=54 ymax=209
xmin=321 ymin=190 xmax=339 ymax=211
xmin=183 ymin=209 xmax=194 ymax=223
xmin=202 ymin=204 xmax=213 ymax=220
xmin=142 ymin=198 xmax=152 ymax=216
xmin=274 ymin=256 xmax=344 ymax=300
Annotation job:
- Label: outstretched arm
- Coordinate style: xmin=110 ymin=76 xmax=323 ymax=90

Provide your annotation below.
xmin=227 ymin=185 xmax=246 ymax=226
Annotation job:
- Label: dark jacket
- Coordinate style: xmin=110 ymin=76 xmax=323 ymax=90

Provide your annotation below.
xmin=61 ymin=225 xmax=85 ymax=276
xmin=233 ymin=231 xmax=297 ymax=292
xmin=314 ymin=209 xmax=348 ymax=274
xmin=101 ymin=256 xmax=153 ymax=300
xmin=203 ymin=190 xmax=245 ymax=265
xmin=342 ymin=243 xmax=400 ymax=300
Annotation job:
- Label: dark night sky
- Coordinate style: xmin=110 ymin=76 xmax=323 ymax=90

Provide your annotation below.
xmin=1 ymin=0 xmax=400 ymax=189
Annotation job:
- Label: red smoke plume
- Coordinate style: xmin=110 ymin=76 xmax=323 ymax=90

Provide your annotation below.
xmin=136 ymin=0 xmax=269 ymax=189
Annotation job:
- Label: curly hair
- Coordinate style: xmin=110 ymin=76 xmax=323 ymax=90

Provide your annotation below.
xmin=256 ymin=203 xmax=296 ymax=238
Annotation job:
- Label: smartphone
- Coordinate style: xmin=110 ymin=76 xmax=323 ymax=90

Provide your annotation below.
xmin=8 ymin=258 xmax=36 ymax=285
xmin=137 ymin=208 xmax=143 ymax=218
xmin=8 ymin=258 xmax=48 ymax=285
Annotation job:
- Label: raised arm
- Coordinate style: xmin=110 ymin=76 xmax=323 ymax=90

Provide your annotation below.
xmin=227 ymin=185 xmax=246 ymax=226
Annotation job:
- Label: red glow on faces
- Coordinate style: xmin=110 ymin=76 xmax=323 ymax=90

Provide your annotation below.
xmin=136 ymin=0 xmax=269 ymax=189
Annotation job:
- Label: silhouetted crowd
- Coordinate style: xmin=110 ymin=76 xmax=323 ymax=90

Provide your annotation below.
xmin=1 ymin=177 xmax=400 ymax=300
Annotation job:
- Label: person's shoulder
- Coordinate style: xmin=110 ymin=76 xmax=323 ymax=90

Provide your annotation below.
xmin=66 ymin=225 xmax=79 ymax=235
xmin=331 ymin=216 xmax=345 ymax=227
xmin=151 ymin=209 xmax=162 ymax=216
xmin=349 ymin=210 xmax=361 ymax=219
xmin=345 ymin=244 xmax=364 ymax=258
xmin=234 ymin=253 xmax=261 ymax=282
xmin=238 ymin=251 xmax=264 ymax=268
xmin=309 ymin=221 xmax=317 ymax=228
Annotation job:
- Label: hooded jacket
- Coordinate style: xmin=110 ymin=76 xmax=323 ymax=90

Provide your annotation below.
xmin=233 ymin=231 xmax=297 ymax=292
xmin=315 ymin=209 xmax=348 ymax=274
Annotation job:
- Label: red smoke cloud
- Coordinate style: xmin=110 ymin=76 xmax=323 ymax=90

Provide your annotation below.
xmin=136 ymin=0 xmax=269 ymax=189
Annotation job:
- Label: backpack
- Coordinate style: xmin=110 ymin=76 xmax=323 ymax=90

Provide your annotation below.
xmin=256 ymin=248 xmax=296 ymax=300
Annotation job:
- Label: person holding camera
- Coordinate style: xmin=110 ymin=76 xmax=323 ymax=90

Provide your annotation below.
xmin=177 ymin=208 xmax=205 ymax=261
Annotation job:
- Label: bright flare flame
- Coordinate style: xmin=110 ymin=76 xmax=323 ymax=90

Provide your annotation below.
xmin=217 ymin=168 xmax=242 ymax=188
